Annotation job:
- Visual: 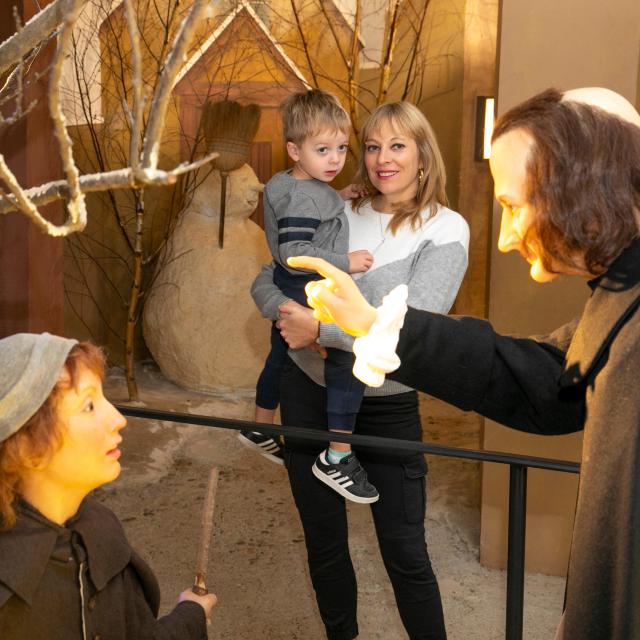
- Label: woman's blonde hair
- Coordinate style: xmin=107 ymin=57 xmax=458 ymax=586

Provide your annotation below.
xmin=354 ymin=102 xmax=448 ymax=233
xmin=0 ymin=342 xmax=106 ymax=530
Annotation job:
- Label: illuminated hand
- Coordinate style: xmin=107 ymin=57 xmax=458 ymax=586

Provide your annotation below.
xmin=287 ymin=256 xmax=409 ymax=388
xmin=286 ymin=256 xmax=377 ymax=337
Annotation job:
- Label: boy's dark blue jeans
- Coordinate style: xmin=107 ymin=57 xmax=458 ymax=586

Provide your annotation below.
xmin=255 ymin=264 xmax=365 ymax=431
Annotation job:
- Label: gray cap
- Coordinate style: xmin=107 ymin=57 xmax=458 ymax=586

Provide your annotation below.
xmin=0 ymin=333 xmax=78 ymax=443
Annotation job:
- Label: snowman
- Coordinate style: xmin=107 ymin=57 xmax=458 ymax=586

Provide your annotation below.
xmin=143 ymin=164 xmax=272 ymax=394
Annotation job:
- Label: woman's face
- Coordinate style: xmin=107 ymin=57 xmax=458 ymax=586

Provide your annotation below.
xmin=39 ymin=365 xmax=126 ymax=495
xmin=363 ymin=118 xmax=422 ymax=205
xmin=490 ymin=128 xmax=590 ymax=282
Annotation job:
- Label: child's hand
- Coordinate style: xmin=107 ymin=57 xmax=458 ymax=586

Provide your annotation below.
xmin=339 ymin=183 xmax=369 ymax=200
xmin=287 ymin=256 xmax=378 ymax=337
xmin=308 ymin=342 xmax=328 ymax=359
xmin=348 ymin=250 xmax=374 ymax=274
xmin=179 ymin=588 xmax=218 ymax=618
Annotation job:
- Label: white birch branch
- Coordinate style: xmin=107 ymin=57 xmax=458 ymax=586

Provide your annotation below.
xmin=49 ymin=0 xmax=87 ymax=232
xmin=378 ymin=0 xmax=402 ymax=105
xmin=0 ymin=154 xmax=79 ymax=236
xmin=0 ymin=152 xmax=218 ymax=220
xmin=347 ymin=0 xmax=361 ymax=136
xmin=0 ymin=0 xmax=76 ymax=76
xmin=141 ymin=0 xmax=210 ymax=172
xmin=123 ymin=0 xmax=144 ymax=181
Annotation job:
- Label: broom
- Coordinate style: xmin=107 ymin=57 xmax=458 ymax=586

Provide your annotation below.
xmin=202 ymin=100 xmax=261 ymax=248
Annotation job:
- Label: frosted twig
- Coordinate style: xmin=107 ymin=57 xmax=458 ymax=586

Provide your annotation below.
xmin=0 ymin=152 xmax=219 ymax=219
xmin=141 ymin=0 xmax=211 ymax=172
xmin=49 ymin=0 xmax=87 ymax=232
xmin=124 ymin=0 xmax=145 ymax=181
xmin=0 ymin=155 xmax=82 ymax=236
xmin=0 ymin=0 xmax=76 ymax=77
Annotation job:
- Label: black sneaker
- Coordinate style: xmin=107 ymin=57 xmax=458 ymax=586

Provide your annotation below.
xmin=237 ymin=430 xmax=284 ymax=465
xmin=312 ymin=450 xmax=379 ymax=503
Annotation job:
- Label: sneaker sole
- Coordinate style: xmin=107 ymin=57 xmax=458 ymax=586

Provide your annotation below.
xmin=237 ymin=432 xmax=284 ymax=466
xmin=312 ymin=462 xmax=379 ymax=504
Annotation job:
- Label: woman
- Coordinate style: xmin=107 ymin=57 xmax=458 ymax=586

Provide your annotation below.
xmin=289 ymin=88 xmax=640 ymax=640
xmin=0 ymin=333 xmax=216 ymax=639
xmin=252 ymin=102 xmax=469 ymax=640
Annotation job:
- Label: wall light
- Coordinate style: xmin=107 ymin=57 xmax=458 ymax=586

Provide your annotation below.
xmin=474 ymin=96 xmax=495 ymax=161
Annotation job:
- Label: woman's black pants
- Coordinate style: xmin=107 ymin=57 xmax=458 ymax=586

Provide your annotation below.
xmin=280 ymin=358 xmax=447 ymax=640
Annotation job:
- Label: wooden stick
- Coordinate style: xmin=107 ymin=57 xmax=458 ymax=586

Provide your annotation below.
xmin=192 ymin=467 xmax=220 ymax=595
xmin=218 ymin=173 xmax=228 ymax=249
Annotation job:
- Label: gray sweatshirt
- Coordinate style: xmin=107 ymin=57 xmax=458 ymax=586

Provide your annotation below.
xmin=263 ymin=170 xmax=350 ymax=274
xmin=252 ymin=200 xmax=470 ymax=396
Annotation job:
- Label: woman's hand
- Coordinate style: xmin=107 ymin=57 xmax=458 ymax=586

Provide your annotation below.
xmin=286 ymin=257 xmax=377 ymax=337
xmin=277 ymin=300 xmax=320 ymax=349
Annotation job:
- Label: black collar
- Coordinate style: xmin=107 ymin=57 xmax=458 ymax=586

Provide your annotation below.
xmin=0 ymin=496 xmax=131 ymax=605
xmin=561 ymin=238 xmax=640 ymax=387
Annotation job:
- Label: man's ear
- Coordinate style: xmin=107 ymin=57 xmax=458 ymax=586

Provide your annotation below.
xmin=286 ymin=141 xmax=300 ymax=162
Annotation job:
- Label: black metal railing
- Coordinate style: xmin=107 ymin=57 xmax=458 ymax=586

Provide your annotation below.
xmin=116 ymin=404 xmax=580 ymax=640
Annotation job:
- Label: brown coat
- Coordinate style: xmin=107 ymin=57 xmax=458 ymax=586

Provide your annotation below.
xmin=391 ymin=238 xmax=640 ymax=639
xmin=0 ymin=497 xmax=206 ymax=640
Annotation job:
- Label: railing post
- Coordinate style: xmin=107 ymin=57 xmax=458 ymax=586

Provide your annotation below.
xmin=506 ymin=464 xmax=527 ymax=640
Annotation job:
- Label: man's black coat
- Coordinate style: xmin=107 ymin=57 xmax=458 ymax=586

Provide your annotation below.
xmin=390 ymin=238 xmax=640 ymax=639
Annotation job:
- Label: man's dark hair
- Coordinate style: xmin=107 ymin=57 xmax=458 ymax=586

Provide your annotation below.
xmin=493 ymin=88 xmax=640 ymax=274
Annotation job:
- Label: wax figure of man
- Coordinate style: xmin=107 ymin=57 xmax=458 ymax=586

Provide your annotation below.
xmin=0 ymin=333 xmax=217 ymax=639
xmin=288 ymin=87 xmax=640 ymax=640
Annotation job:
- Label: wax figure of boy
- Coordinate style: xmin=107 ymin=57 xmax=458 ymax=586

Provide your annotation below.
xmin=239 ymin=89 xmax=379 ymax=503
xmin=289 ymin=87 xmax=640 ymax=640
xmin=0 ymin=333 xmax=216 ymax=639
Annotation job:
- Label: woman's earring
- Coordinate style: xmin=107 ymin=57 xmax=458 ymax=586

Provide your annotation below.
xmin=418 ymin=167 xmax=424 ymax=184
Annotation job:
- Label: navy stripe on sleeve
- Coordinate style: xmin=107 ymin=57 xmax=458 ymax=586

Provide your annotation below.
xmin=279 ymin=231 xmax=314 ymax=244
xmin=277 ymin=217 xmax=320 ymax=229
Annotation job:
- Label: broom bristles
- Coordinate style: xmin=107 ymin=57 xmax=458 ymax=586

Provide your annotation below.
xmin=202 ymin=101 xmax=261 ymax=172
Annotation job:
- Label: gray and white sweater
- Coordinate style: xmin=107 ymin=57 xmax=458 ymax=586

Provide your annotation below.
xmin=263 ymin=170 xmax=349 ymax=275
xmin=251 ymin=200 xmax=470 ymax=396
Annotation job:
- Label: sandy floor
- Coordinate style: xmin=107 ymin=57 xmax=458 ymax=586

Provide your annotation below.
xmin=101 ymin=363 xmax=565 ymax=639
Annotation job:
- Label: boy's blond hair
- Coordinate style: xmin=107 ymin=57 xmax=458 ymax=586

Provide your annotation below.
xmin=281 ymin=90 xmax=350 ymax=144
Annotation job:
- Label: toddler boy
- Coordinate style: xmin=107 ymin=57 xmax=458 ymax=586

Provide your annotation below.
xmin=239 ymin=90 xmax=378 ymax=503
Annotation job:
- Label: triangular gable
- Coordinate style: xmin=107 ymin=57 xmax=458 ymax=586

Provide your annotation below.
xmin=175 ymin=0 xmax=310 ymax=88
xmin=326 ymin=0 xmax=366 ymax=49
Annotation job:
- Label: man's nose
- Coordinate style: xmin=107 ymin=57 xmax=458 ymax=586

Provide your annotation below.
xmin=497 ymin=208 xmax=520 ymax=253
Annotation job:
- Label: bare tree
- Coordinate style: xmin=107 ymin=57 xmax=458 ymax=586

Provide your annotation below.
xmin=0 ymin=0 xmax=218 ymax=236
xmin=270 ymin=0 xmax=434 ymax=138
xmin=61 ymin=0 xmax=228 ymax=399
